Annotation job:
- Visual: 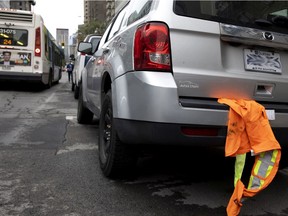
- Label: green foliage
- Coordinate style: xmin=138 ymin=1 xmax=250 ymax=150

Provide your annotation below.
xmin=77 ymin=20 xmax=107 ymax=42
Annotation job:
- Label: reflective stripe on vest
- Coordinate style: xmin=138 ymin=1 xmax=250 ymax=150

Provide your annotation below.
xmin=227 ymin=148 xmax=281 ymax=216
xmin=248 ymin=150 xmax=279 ymax=190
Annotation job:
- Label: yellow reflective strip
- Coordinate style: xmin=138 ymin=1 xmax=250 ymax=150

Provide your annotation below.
xmin=265 ymin=165 xmax=273 ymax=178
xmin=260 ymin=179 xmax=265 ymax=187
xmin=234 ymin=154 xmax=246 ymax=186
xmin=248 ymin=175 xmax=254 ymax=189
xmin=260 ymin=152 xmax=265 ymax=158
xmin=254 ymin=159 xmax=262 ymax=174
xmin=271 ymin=150 xmax=278 ymax=163
xmin=248 ymin=159 xmax=261 ymax=189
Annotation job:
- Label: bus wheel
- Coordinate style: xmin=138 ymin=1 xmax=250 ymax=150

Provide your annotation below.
xmin=46 ymin=73 xmax=52 ymax=89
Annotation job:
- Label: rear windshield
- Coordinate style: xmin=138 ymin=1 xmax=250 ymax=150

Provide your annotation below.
xmin=174 ymin=1 xmax=288 ymax=34
xmin=0 ymin=28 xmax=28 ymax=46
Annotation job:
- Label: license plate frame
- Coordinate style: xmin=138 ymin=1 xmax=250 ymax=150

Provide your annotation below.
xmin=244 ymin=49 xmax=282 ymax=74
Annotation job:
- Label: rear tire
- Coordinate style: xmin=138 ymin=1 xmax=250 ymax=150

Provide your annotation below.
xmin=71 ymin=82 xmax=75 ymax=91
xmin=77 ymin=84 xmax=93 ymax=124
xmin=74 ymin=84 xmax=79 ymax=99
xmin=98 ymin=90 xmax=138 ymax=179
xmin=45 ymin=72 xmax=52 ymax=89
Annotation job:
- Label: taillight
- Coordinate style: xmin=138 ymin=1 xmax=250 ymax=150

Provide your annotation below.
xmin=134 ymin=22 xmax=171 ymax=71
xmin=181 ymin=127 xmax=218 ymax=136
xmin=35 ymin=27 xmax=41 ymax=57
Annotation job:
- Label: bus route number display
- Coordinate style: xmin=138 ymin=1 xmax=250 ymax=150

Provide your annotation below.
xmin=2 ymin=38 xmax=12 ymax=45
xmin=0 ymin=28 xmax=16 ymax=34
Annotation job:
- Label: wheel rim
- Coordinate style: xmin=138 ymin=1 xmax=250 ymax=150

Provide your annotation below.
xmin=101 ymin=105 xmax=112 ymax=162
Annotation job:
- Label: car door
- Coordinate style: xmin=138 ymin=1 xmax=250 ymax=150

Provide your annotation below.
xmin=86 ymin=24 xmax=112 ymax=112
xmin=86 ymin=6 xmax=128 ymax=112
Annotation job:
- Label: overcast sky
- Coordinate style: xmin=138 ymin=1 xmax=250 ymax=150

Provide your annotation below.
xmin=33 ymin=0 xmax=84 ymax=38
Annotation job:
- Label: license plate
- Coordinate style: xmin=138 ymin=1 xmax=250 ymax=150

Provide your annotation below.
xmin=244 ymin=49 xmax=282 ymax=74
xmin=2 ymin=65 xmax=11 ymax=70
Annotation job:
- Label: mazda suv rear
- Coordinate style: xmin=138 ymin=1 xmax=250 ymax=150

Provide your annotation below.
xmin=77 ymin=0 xmax=288 ymax=178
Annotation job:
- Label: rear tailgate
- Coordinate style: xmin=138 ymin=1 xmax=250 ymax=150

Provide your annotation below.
xmin=169 ymin=1 xmax=288 ymax=104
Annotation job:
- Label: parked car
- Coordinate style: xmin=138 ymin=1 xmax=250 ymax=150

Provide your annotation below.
xmin=77 ymin=0 xmax=288 ymax=178
xmin=72 ymin=34 xmax=101 ymax=99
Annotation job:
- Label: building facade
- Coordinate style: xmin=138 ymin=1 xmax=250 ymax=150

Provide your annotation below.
xmin=56 ymin=28 xmax=69 ymax=62
xmin=84 ymin=0 xmax=106 ymax=24
xmin=106 ymin=0 xmax=115 ymax=23
xmin=0 ymin=1 xmax=10 ymax=9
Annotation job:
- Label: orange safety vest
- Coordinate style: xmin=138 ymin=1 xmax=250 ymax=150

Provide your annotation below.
xmin=218 ymin=98 xmax=281 ymax=216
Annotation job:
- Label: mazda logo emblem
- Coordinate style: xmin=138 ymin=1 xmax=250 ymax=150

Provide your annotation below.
xmin=263 ymin=32 xmax=274 ymax=41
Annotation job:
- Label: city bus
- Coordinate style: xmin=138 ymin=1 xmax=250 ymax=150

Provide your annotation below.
xmin=0 ymin=8 xmax=65 ymax=88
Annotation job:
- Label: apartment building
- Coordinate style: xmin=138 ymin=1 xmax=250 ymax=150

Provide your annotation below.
xmin=84 ymin=0 xmax=106 ymax=24
xmin=83 ymin=0 xmax=128 ymax=25
xmin=0 ymin=1 xmax=10 ymax=9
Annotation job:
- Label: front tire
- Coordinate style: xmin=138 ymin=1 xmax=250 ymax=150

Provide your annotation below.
xmin=98 ymin=90 xmax=138 ymax=178
xmin=74 ymin=84 xmax=79 ymax=99
xmin=77 ymin=84 xmax=93 ymax=124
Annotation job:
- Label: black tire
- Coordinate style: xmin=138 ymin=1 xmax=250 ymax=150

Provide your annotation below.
xmin=77 ymin=84 xmax=93 ymax=124
xmin=98 ymin=90 xmax=138 ymax=178
xmin=279 ymin=147 xmax=288 ymax=169
xmin=74 ymin=84 xmax=79 ymax=99
xmin=71 ymin=82 xmax=75 ymax=91
xmin=45 ymin=72 xmax=52 ymax=89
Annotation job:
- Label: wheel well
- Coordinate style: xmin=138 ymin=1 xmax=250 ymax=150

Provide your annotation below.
xmin=49 ymin=68 xmax=53 ymax=78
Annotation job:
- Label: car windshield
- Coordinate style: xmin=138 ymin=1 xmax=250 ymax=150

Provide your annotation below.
xmin=174 ymin=1 xmax=288 ymax=34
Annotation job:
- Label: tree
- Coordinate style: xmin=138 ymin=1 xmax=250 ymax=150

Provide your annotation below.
xmin=77 ymin=20 xmax=107 ymax=42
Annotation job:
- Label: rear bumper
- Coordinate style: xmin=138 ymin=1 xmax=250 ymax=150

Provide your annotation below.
xmin=114 ymin=119 xmax=288 ymax=148
xmin=112 ymin=71 xmax=288 ymax=147
xmin=0 ymin=71 xmax=42 ymax=82
xmin=113 ymin=71 xmax=288 ymax=127
xmin=114 ymin=119 xmax=227 ymax=146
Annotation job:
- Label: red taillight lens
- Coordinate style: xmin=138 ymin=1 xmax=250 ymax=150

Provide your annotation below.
xmin=35 ymin=27 xmax=41 ymax=57
xmin=134 ymin=22 xmax=171 ymax=71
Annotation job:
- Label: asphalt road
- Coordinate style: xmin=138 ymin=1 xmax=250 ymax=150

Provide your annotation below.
xmin=0 ymin=73 xmax=288 ymax=216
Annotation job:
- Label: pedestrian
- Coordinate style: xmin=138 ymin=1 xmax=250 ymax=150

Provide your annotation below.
xmin=66 ymin=61 xmax=74 ymax=83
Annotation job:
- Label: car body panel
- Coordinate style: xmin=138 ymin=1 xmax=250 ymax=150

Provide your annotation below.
xmin=80 ymin=0 xmax=288 ymax=147
xmin=72 ymin=34 xmax=101 ymax=90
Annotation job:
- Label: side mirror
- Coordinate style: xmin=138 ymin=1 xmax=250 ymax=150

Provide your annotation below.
xmin=77 ymin=42 xmax=92 ymax=55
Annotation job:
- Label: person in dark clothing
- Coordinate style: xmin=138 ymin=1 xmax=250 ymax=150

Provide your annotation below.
xmin=66 ymin=61 xmax=74 ymax=83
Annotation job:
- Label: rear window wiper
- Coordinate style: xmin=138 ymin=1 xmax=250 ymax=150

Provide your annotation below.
xmin=271 ymin=15 xmax=288 ymax=27
xmin=254 ymin=19 xmax=272 ymax=27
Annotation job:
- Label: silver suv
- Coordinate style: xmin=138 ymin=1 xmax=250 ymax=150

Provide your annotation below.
xmin=72 ymin=34 xmax=101 ymax=99
xmin=78 ymin=0 xmax=288 ymax=178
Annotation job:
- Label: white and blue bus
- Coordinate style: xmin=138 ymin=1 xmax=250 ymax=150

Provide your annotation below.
xmin=0 ymin=8 xmax=65 ymax=88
